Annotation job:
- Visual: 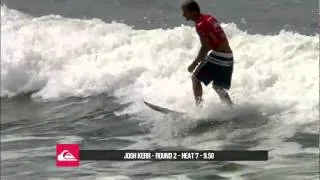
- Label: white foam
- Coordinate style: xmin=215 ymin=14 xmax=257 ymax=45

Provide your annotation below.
xmin=1 ymin=135 xmax=54 ymax=143
xmin=94 ymin=176 xmax=131 ymax=180
xmin=56 ymin=135 xmax=83 ymax=144
xmin=1 ymin=6 xmax=319 ymax=145
xmin=49 ymin=176 xmax=132 ymax=180
xmin=148 ymin=176 xmax=193 ymax=180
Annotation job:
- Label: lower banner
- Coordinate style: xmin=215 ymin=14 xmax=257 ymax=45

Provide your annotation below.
xmin=80 ymin=150 xmax=268 ymax=161
xmin=55 ymin=144 xmax=269 ymax=167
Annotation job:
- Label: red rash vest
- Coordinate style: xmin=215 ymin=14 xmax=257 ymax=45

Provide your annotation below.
xmin=195 ymin=14 xmax=228 ymax=49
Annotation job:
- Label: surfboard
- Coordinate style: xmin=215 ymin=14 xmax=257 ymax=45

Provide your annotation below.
xmin=143 ymin=100 xmax=185 ymax=115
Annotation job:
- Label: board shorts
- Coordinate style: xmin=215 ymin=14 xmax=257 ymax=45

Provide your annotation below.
xmin=193 ymin=50 xmax=233 ymax=90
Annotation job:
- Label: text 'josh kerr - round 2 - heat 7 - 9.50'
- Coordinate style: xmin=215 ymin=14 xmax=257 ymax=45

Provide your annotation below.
xmin=79 ymin=150 xmax=268 ymax=161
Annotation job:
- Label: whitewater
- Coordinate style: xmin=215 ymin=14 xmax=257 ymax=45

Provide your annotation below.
xmin=1 ymin=5 xmax=319 ymax=180
xmin=2 ymin=4 xmax=318 ymax=122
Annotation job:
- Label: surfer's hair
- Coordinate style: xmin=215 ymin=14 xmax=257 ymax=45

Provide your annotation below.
xmin=181 ymin=0 xmax=201 ymax=13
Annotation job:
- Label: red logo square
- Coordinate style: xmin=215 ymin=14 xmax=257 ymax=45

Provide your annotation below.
xmin=56 ymin=144 xmax=79 ymax=167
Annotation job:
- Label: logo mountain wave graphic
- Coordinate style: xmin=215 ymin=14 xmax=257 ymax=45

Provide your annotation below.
xmin=57 ymin=150 xmax=78 ymax=161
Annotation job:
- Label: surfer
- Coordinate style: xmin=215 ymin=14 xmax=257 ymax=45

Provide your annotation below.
xmin=181 ymin=0 xmax=234 ymax=107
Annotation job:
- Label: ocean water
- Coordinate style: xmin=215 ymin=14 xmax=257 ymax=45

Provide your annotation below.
xmin=1 ymin=0 xmax=319 ymax=180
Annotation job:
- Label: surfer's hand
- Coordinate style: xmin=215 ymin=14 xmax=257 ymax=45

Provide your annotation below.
xmin=188 ymin=62 xmax=197 ymax=73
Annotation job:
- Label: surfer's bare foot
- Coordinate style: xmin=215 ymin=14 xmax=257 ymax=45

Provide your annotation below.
xmin=219 ymin=94 xmax=233 ymax=108
xmin=195 ymin=97 xmax=203 ymax=106
xmin=222 ymin=94 xmax=233 ymax=107
xmin=212 ymin=84 xmax=233 ymax=108
xmin=225 ymin=99 xmax=233 ymax=108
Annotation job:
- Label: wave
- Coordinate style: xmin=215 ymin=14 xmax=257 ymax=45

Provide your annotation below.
xmin=1 ymin=6 xmax=319 ymax=125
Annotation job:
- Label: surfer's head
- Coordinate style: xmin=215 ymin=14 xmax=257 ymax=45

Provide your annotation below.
xmin=181 ymin=0 xmax=201 ymax=21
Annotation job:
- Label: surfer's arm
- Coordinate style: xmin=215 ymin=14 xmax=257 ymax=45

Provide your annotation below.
xmin=193 ymin=34 xmax=211 ymax=65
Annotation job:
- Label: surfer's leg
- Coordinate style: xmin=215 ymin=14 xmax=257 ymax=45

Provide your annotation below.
xmin=212 ymin=84 xmax=233 ymax=107
xmin=192 ymin=75 xmax=203 ymax=105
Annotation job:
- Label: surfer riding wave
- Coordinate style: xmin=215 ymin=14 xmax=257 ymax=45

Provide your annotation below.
xmin=181 ymin=0 xmax=234 ymax=107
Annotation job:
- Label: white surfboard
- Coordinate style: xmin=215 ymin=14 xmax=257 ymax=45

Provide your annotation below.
xmin=143 ymin=100 xmax=185 ymax=115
